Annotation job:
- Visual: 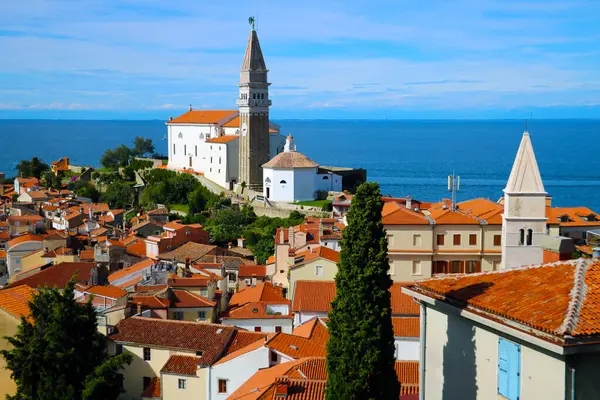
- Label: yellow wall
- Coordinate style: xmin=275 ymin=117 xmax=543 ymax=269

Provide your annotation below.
xmin=388 ymin=254 xmax=433 ymax=282
xmin=0 ymin=310 xmax=19 ymax=399
xmin=289 ymin=258 xmax=338 ymax=298
xmin=168 ymin=307 xmax=214 ymax=322
xmin=386 ymin=225 xmax=433 ymax=252
xmin=433 ymin=225 xmax=482 ymax=252
xmin=161 ymin=368 xmax=207 ymax=400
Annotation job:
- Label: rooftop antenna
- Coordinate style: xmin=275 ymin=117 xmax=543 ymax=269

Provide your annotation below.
xmin=448 ymin=171 xmax=460 ymax=212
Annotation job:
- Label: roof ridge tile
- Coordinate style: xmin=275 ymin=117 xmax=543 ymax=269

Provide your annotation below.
xmin=558 ymin=258 xmax=590 ymax=335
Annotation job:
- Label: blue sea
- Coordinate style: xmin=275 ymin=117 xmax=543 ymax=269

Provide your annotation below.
xmin=1 ymin=119 xmax=599 ymax=211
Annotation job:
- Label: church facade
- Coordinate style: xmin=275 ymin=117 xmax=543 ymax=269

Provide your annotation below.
xmin=166 ymin=28 xmax=285 ymax=190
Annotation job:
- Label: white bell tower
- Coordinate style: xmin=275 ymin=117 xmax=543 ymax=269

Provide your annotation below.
xmin=501 ymin=131 xmax=547 ymax=269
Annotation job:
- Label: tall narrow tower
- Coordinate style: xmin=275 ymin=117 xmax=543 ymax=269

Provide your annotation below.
xmin=501 ymin=131 xmax=547 ymax=269
xmin=237 ymin=21 xmax=271 ymax=191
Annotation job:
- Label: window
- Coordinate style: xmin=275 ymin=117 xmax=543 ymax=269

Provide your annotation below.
xmin=466 ymin=260 xmax=480 ymax=273
xmin=526 ymin=229 xmax=533 ymax=246
xmin=196 ymin=311 xmax=206 ymax=321
xmin=143 ymin=347 xmax=151 ymax=361
xmin=254 ymin=326 xmax=262 ymax=332
xmin=200 ymin=288 xmax=208 ymax=297
xmin=219 ymin=157 xmax=221 ymax=164
xmin=437 ymin=234 xmax=445 ymax=246
xmin=519 ymin=229 xmax=525 ymax=245
xmin=451 ymin=261 xmax=461 ymax=273
xmin=196 ymin=350 xmax=204 ymax=356
xmin=412 ymin=260 xmax=421 ymax=275
xmin=218 ymin=169 xmax=220 ymax=173
xmin=173 ymin=143 xmax=176 ymax=154
xmin=413 ymin=234 xmax=421 ymax=246
xmin=280 ymin=180 xmax=287 ymax=185
xmin=210 ymin=157 xmax=213 ymax=163
xmin=173 ymin=311 xmax=184 ymax=320
xmin=270 ymin=350 xmax=278 ymax=362
xmin=218 ymin=379 xmax=227 ymax=394
xmin=469 ymin=234 xmax=477 ymax=246
xmin=275 ymin=326 xmax=282 ymax=333
xmin=178 ymin=132 xmax=183 ymax=139
xmin=493 ymin=261 xmax=500 ymax=271
xmin=116 ymin=344 xmax=123 ymax=355
xmin=143 ymin=376 xmax=152 ymax=389
xmin=315 ymin=265 xmax=323 ymax=276
xmin=494 ymin=235 xmax=501 ymax=246
xmin=322 ymin=175 xmax=329 ymax=180
xmin=229 ymin=273 xmax=236 ymax=282
xmin=184 ymin=144 xmax=187 ymax=155
xmin=453 ymin=234 xmax=461 ymax=246
xmin=178 ymin=379 xmax=187 ymax=390
xmin=195 ymin=145 xmax=198 ymax=156
xmin=498 ymin=338 xmax=520 ymax=400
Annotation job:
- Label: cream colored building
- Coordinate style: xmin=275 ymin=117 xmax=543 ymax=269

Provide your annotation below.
xmin=288 ymin=246 xmax=340 ymax=300
xmin=404 ymin=258 xmax=600 ymax=400
xmin=383 ymin=198 xmax=503 ymax=282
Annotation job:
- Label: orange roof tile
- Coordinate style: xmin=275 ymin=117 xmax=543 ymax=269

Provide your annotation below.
xmin=170 ymin=289 xmax=216 ymax=308
xmin=406 ymin=259 xmax=600 ymax=340
xmin=130 ymin=294 xmax=169 ymax=309
xmin=223 ymin=330 xmax=269 ymax=356
xmin=292 ymin=281 xmax=418 ymax=316
xmin=82 ymin=285 xmax=128 ymax=299
xmin=214 ymin=337 xmax=266 ymax=366
xmin=160 ymin=355 xmax=201 ymax=376
xmin=109 ymin=317 xmax=235 ymax=365
xmin=228 ymin=360 xmax=307 ymax=400
xmin=168 ymin=110 xmax=237 ymax=124
xmin=383 ymin=206 xmax=432 ymax=225
xmin=266 ymin=324 xmax=328 ymax=359
xmin=292 ymin=317 xmax=327 ymax=339
xmin=0 ymin=285 xmax=37 ymax=319
xmin=457 ymin=198 xmax=503 ymax=225
xmin=167 ymin=275 xmax=210 ymax=288
xmin=291 ymin=246 xmax=340 ymax=266
xmin=223 ymin=302 xmax=292 ymax=320
xmin=125 ymin=240 xmax=146 ymax=258
xmin=10 ymin=262 xmax=96 ymax=289
xmin=7 ymin=233 xmax=43 ymax=248
xmin=395 ymin=360 xmax=419 ymax=386
xmin=108 ymin=258 xmax=154 ymax=283
xmin=222 ymin=116 xmax=240 ymax=127
xmin=79 ymin=249 xmax=94 ymax=261
xmin=392 ymin=317 xmax=420 ymax=337
xmin=427 ymin=207 xmax=482 ymax=225
xmin=205 ymin=135 xmax=239 ymax=144
xmin=229 ymin=282 xmax=288 ymax=307
xmin=238 ymin=264 xmax=267 ymax=277
xmin=546 ymin=206 xmax=600 ymax=227
xmin=117 ymin=276 xmax=143 ymax=290
xmin=263 ymin=151 xmax=318 ymax=169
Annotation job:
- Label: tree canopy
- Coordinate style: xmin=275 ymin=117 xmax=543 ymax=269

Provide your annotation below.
xmin=100 ymin=145 xmax=131 ymax=170
xmin=132 ymin=136 xmax=155 ymax=157
xmin=16 ymin=157 xmax=49 ymax=179
xmin=0 ymin=279 xmax=131 ymax=400
xmin=326 ymin=182 xmax=399 ymax=400
xmin=101 ymin=181 xmax=135 ymax=209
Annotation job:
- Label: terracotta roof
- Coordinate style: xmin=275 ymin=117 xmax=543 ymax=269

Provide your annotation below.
xmin=223 ymin=302 xmax=293 ymax=320
xmin=228 ymin=360 xmax=307 ymax=400
xmin=0 ymin=285 xmax=37 ymax=319
xmin=263 ymin=151 xmax=319 ymax=169
xmin=168 ymin=110 xmax=237 ymax=124
xmin=546 ymin=206 xmax=600 ymax=227
xmin=427 ymin=207 xmax=482 ymax=225
xmin=108 ymin=258 xmax=154 ymax=283
xmin=0 ymin=249 xmax=6 ymax=259
xmin=260 ymin=377 xmax=326 ymax=400
xmin=213 ymin=337 xmax=266 ymax=366
xmin=159 ymin=242 xmax=216 ymax=263
xmin=392 ymin=317 xmax=420 ymax=337
xmin=7 ymin=234 xmax=43 ymax=248
xmin=266 ymin=255 xmax=275 ymax=264
xmin=266 ymin=323 xmax=328 ymax=359
xmin=79 ymin=249 xmax=94 ymax=261
xmin=292 ymin=281 xmax=418 ymax=316
xmin=147 ymin=208 xmax=169 ymax=216
xmin=42 ymin=246 xmax=74 ymax=258
xmin=81 ymin=285 xmax=128 ymax=299
xmin=130 ymin=294 xmax=169 ymax=309
xmin=125 ymin=240 xmax=147 ymax=258
xmin=25 ymin=191 xmax=49 ymax=200
xmin=457 ymin=198 xmax=503 ymax=225
xmin=238 ymin=264 xmax=266 ymax=278
xmin=160 ymin=355 xmax=201 ymax=376
xmin=109 ymin=317 xmax=235 ymax=365
xmin=406 ymin=259 xmax=600 ymax=340
xmin=291 ymin=246 xmax=340 ymax=267
xmin=223 ymin=330 xmax=269 ymax=356
xmin=292 ymin=317 xmax=327 ymax=339
xmin=229 ymin=282 xmax=288 ymax=308
xmin=141 ymin=377 xmax=160 ymax=399
xmin=11 ymin=262 xmax=96 ymax=289
xmin=222 ymin=116 xmax=241 ymax=127
xmin=383 ymin=206 xmax=432 ymax=225
xmin=117 ymin=275 xmax=143 ymax=290
xmin=205 ymin=135 xmax=239 ymax=144
xmin=395 ymin=360 xmax=419 ymax=386
xmin=171 ymin=289 xmax=216 ymax=308
xmin=167 ymin=275 xmax=210 ymax=288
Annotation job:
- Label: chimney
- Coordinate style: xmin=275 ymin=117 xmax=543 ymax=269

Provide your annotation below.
xmin=237 ymin=237 xmax=246 ymax=248
xmin=228 ymin=242 xmax=232 ymax=249
xmin=274 ymin=377 xmax=290 ymax=397
xmin=284 ymin=135 xmax=296 ymax=152
xmin=136 ymin=302 xmax=142 ymax=315
xmin=288 ymin=226 xmax=294 ymax=249
xmin=545 ymin=196 xmax=552 ymax=207
xmin=169 ymin=116 xmax=173 ymax=121
xmin=279 ymin=228 xmax=284 ymax=244
xmin=406 ymin=196 xmax=412 ymax=209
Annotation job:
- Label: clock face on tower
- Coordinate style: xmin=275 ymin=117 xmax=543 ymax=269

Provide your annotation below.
xmin=242 ymin=122 xmax=247 ymax=137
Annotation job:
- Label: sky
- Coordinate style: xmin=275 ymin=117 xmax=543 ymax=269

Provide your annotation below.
xmin=1 ymin=0 xmax=600 ymax=119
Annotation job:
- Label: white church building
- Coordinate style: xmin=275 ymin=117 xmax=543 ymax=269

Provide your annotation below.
xmin=262 ymin=135 xmax=342 ymax=202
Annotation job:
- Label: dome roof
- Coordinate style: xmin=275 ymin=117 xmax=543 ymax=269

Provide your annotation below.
xmin=262 ymin=151 xmax=319 ymax=169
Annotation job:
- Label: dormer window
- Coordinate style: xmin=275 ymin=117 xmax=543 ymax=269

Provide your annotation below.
xmin=584 ymin=214 xmax=597 ymax=222
xmin=558 ymin=215 xmax=571 ymax=223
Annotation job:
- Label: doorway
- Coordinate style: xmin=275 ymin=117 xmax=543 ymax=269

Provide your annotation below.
xmin=266 ymin=187 xmax=270 ymax=198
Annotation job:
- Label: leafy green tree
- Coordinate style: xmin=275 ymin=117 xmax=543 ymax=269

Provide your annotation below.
xmin=102 ymin=181 xmax=135 ymax=209
xmin=100 ymin=145 xmax=131 ymax=170
xmin=16 ymin=157 xmax=49 ymax=179
xmin=131 ymin=136 xmax=155 ymax=157
xmin=206 ymin=208 xmax=250 ymax=243
xmin=0 ymin=279 xmax=132 ymax=400
xmin=42 ymin=171 xmax=63 ymax=190
xmin=69 ymin=180 xmax=100 ymax=202
xmin=326 ymin=182 xmax=399 ymax=400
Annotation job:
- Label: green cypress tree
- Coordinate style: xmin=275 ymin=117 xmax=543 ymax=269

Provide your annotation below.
xmin=1 ymin=278 xmax=131 ymax=400
xmin=326 ymin=182 xmax=399 ymax=400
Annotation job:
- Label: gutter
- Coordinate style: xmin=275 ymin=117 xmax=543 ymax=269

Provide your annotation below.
xmin=419 ymin=302 xmax=426 ymax=400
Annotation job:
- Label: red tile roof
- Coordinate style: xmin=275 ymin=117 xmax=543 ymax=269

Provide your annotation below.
xmin=406 ymin=259 xmax=600 ymax=341
xmin=229 ymin=282 xmax=288 ymax=307
xmin=291 ymin=246 xmax=340 ymax=266
xmin=81 ymin=285 xmax=128 ymax=299
xmin=292 ymin=317 xmax=327 ymax=339
xmin=0 ymin=285 xmax=37 ymax=319
xmin=168 ymin=110 xmax=237 ymax=124
xmin=167 ymin=275 xmax=210 ymax=288
xmin=238 ymin=264 xmax=267 ymax=278
xmin=383 ymin=206 xmax=432 ymax=225
xmin=109 ymin=317 xmax=235 ymax=365
xmin=130 ymin=294 xmax=170 ymax=309
xmin=223 ymin=330 xmax=269 ymax=356
xmin=395 ymin=360 xmax=419 ymax=386
xmin=108 ymin=258 xmax=154 ymax=284
xmin=292 ymin=281 xmax=419 ymax=316
xmin=427 ymin=207 xmax=482 ymax=225
xmin=11 ymin=262 xmax=96 ymax=289
xmin=125 ymin=240 xmax=147 ymax=258
xmin=7 ymin=233 xmax=43 ymax=248
xmin=546 ymin=206 xmax=600 ymax=227
xmin=170 ymin=289 xmax=216 ymax=308
xmin=266 ymin=323 xmax=328 ymax=359
xmin=392 ymin=317 xmax=420 ymax=337
xmin=205 ymin=135 xmax=239 ymax=144
xmin=160 ymin=355 xmax=201 ymax=376
xmin=213 ymin=337 xmax=266 ymax=366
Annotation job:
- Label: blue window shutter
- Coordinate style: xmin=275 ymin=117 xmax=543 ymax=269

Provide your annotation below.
xmin=498 ymin=338 xmax=521 ymax=400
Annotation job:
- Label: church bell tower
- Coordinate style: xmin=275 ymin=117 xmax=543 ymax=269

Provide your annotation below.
xmin=237 ymin=18 xmax=271 ymax=191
